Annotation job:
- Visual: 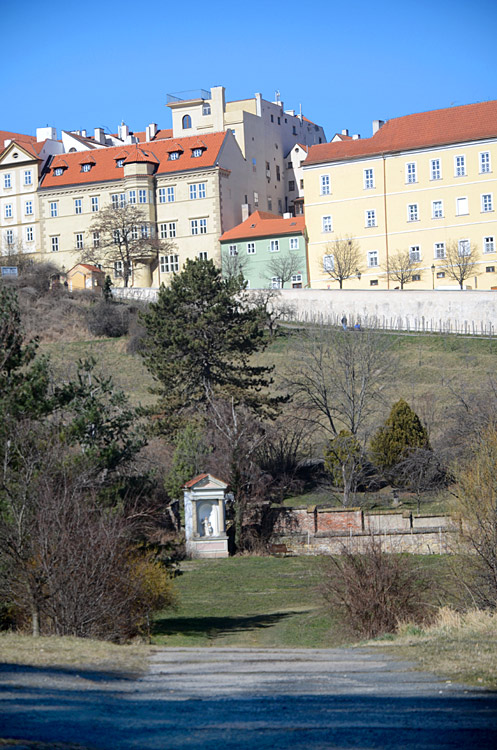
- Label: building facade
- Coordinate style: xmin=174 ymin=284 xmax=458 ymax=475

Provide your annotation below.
xmin=303 ymin=101 xmax=497 ymax=290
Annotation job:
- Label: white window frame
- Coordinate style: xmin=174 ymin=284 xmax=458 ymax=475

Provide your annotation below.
xmin=247 ymin=242 xmax=256 ymax=255
xmin=5 ymin=204 xmax=13 ymax=219
xmin=364 ymin=168 xmax=374 ymax=189
xmin=289 ymin=237 xmax=299 ymax=250
xmin=75 ymin=233 xmax=84 ymax=250
xmin=406 ymin=162 xmax=417 ymax=184
xmin=229 ymin=244 xmax=238 ymax=256
xmin=322 ymin=215 xmax=333 ymax=233
xmin=138 ymin=189 xmax=147 ymax=204
xmin=190 ymin=218 xmax=207 ymax=235
xmin=25 ymin=226 xmax=34 ymax=243
xmin=456 ymin=196 xmax=469 ymax=216
xmin=454 ymin=155 xmax=466 ymax=177
xmin=54 ymin=168 xmax=63 ymax=177
xmin=160 ymin=254 xmax=179 ymax=273
xmin=291 ymin=274 xmax=303 ymax=287
xmin=128 ymin=190 xmax=137 ymax=204
xmin=269 ymin=239 xmax=280 ymax=253
xmin=81 ymin=163 xmax=92 ymax=173
xmin=367 ymin=250 xmax=379 ymax=268
xmin=432 ymin=200 xmax=443 ymax=219
xmin=434 ymin=242 xmax=446 ymax=259
xmin=407 ymin=203 xmax=418 ymax=222
xmin=25 ymin=200 xmax=33 ymax=215
xmin=320 ymin=174 xmax=330 ymax=195
xmin=480 ymin=151 xmax=491 ymax=174
xmin=483 ymin=236 xmax=495 ymax=253
xmin=51 ymin=236 xmax=59 ymax=252
xmin=5 ymin=229 xmax=14 ymax=245
xmin=93 ymin=231 xmax=100 ymax=248
xmin=23 ymin=170 xmax=32 ymax=186
xmin=74 ymin=198 xmax=82 ymax=215
xmin=430 ymin=158 xmax=441 ymax=181
xmin=114 ymin=261 xmax=123 ymax=278
xmin=167 ymin=186 xmax=175 ymax=202
xmin=158 ymin=188 xmax=166 ymax=203
xmin=481 ymin=193 xmax=493 ymax=212
xmin=271 ymin=277 xmax=282 ymax=289
xmin=409 ymin=245 xmax=421 ymax=262
xmin=4 ymin=174 xmax=12 ymax=189
xmin=323 ymin=254 xmax=334 ymax=271
xmin=91 ymin=196 xmax=99 ymax=213
xmin=365 ymin=209 xmax=376 ymax=227
xmin=198 ymin=251 xmax=208 ymax=260
xmin=458 ymin=239 xmax=471 ymax=257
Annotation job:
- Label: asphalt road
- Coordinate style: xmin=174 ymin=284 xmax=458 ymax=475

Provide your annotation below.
xmin=1 ymin=647 xmax=496 ymax=749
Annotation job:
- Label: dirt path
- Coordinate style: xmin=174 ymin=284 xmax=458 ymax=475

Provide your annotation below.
xmin=1 ymin=647 xmax=496 ymax=749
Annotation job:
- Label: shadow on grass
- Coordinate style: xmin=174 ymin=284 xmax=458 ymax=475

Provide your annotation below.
xmin=153 ymin=610 xmax=309 ymax=640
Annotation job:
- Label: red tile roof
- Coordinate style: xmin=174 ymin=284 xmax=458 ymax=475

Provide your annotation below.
xmin=0 ymin=130 xmax=36 ymax=149
xmin=220 ymin=211 xmax=306 ymax=242
xmin=68 ymin=263 xmax=104 ymax=274
xmin=305 ymin=99 xmax=497 ymax=166
xmin=40 ymin=132 xmax=228 ymax=188
xmin=122 ymin=145 xmax=159 ymax=165
xmin=132 ymin=128 xmax=173 ymax=142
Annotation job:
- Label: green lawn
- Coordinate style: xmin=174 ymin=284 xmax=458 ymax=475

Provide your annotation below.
xmin=153 ymin=556 xmax=340 ymax=649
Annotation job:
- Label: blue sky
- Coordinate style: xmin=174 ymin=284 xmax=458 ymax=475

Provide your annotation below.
xmin=4 ymin=0 xmax=496 ymax=142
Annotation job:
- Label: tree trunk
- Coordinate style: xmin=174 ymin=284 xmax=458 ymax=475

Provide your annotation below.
xmin=31 ymin=607 xmax=40 ymax=637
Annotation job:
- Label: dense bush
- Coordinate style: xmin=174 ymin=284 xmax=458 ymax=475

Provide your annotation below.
xmin=86 ymin=300 xmax=130 ymax=337
xmin=319 ymin=536 xmax=433 ymax=638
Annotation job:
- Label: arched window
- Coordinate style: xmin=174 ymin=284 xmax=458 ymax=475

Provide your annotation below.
xmin=182 ymin=114 xmax=192 ymax=129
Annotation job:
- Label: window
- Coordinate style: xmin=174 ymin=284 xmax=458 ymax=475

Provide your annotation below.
xmin=430 ymin=159 xmax=441 ymax=180
xmin=169 ymin=152 xmax=179 ymax=161
xmin=365 ymin=209 xmax=376 ymax=227
xmin=138 ymin=189 xmax=147 ymax=204
xmin=93 ymin=231 xmax=100 ymax=248
xmin=289 ymin=180 xmax=295 ymax=192
xmin=276 ymin=165 xmax=281 ymax=182
xmin=458 ymin=239 xmax=471 ymax=256
xmin=24 ymin=200 xmax=33 ymax=216
xmin=158 ymin=188 xmax=166 ymax=203
xmin=167 ymin=186 xmax=175 ymax=202
xmin=160 ymin=254 xmax=179 ymax=273
xmin=406 ymin=162 xmax=417 ymax=183
xmin=25 ymin=226 xmax=33 ymax=242
xmin=407 ymin=203 xmax=418 ymax=222
xmin=290 ymin=237 xmax=299 ymax=250
xmin=480 ymin=151 xmax=491 ymax=174
xmin=202 ymin=102 xmax=211 ymax=116
xmin=6 ymin=229 xmax=14 ymax=245
xmin=409 ymin=245 xmax=421 ymax=261
xmin=454 ymin=155 xmax=466 ymax=177
xmin=434 ymin=242 xmax=446 ymax=259
xmin=320 ymin=174 xmax=330 ymax=195
xmin=198 ymin=251 xmax=208 ymax=260
xmin=270 ymin=115 xmax=274 ymax=123
xmin=81 ymin=163 xmax=92 ymax=173
xmin=432 ymin=200 xmax=443 ymax=218
xmin=323 ymin=254 xmax=334 ymax=271
xmin=51 ymin=236 xmax=59 ymax=252
xmin=116 ymin=159 xmax=124 ymax=168
xmin=74 ymin=198 xmax=82 ymax=215
xmin=191 ymin=218 xmax=207 ymax=235
xmin=192 ymin=148 xmax=202 ymax=158
xmin=4 ymin=174 xmax=11 ymax=188
xmin=291 ymin=274 xmax=303 ymax=288
xmin=368 ymin=250 xmax=379 ymax=267
xmin=49 ymin=202 xmax=58 ymax=217
xmin=269 ymin=240 xmax=280 ymax=252
xmin=229 ymin=245 xmax=238 ymax=256
xmin=254 ymin=191 xmax=259 ymax=206
xmin=364 ymin=168 xmax=374 ymax=189
xmin=24 ymin=170 xmax=32 ymax=186
xmin=128 ymin=190 xmax=136 ymax=204
xmin=456 ymin=197 xmax=469 ymax=215
xmin=484 ymin=236 xmax=495 ymax=253
xmin=412 ymin=274 xmax=421 ymax=281
xmin=4 ymin=204 xmax=12 ymax=218
xmin=322 ymin=215 xmax=333 ymax=233
xmin=182 ymin=115 xmax=192 ymax=129
xmin=141 ymin=224 xmax=150 ymax=238
xmin=300 ymin=179 xmax=304 ymax=189
xmin=159 ymin=222 xmax=177 ymax=239
xmin=370 ymin=279 xmax=378 ymax=286
xmin=437 ymin=271 xmax=445 ymax=279
xmin=91 ymin=196 xmax=99 ymax=212
xmin=247 ymin=242 xmax=256 ymax=254
xmin=131 ymin=225 xmax=139 ymax=240
xmin=54 ymin=168 xmax=63 ymax=176
xmin=271 ymin=277 xmax=282 ymax=289
xmin=114 ymin=261 xmax=123 ymax=278
xmin=267 ymin=197 xmax=272 ymax=211
xmin=482 ymin=193 xmax=493 ymax=212
xmin=75 ymin=233 xmax=84 ymax=249
xmin=190 ymin=183 xmax=206 ymax=200
xmin=111 ymin=193 xmax=126 ymax=209
xmin=486 ymin=266 xmax=495 ymax=273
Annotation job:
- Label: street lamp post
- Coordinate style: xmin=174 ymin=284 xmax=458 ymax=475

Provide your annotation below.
xmin=431 ymin=264 xmax=435 ymax=290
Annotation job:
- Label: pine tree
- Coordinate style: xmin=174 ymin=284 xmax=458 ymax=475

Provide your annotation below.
xmin=370 ymin=398 xmax=430 ymax=481
xmin=140 ymin=258 xmax=279 ymax=434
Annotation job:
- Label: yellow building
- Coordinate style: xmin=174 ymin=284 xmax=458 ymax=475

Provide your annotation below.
xmin=304 ymin=101 xmax=497 ymax=290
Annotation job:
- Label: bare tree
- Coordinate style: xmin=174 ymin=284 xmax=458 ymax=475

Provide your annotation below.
xmin=221 ymin=246 xmax=250 ymax=281
xmin=384 ymin=250 xmax=421 ymax=289
xmin=322 ymin=236 xmax=362 ymax=289
xmin=248 ymin=287 xmax=296 ymax=336
xmin=444 ymin=239 xmax=480 ymax=290
xmin=82 ymin=203 xmax=173 ymax=287
xmin=265 ymin=251 xmax=303 ymax=289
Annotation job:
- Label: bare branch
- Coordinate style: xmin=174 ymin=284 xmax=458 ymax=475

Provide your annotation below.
xmin=384 ymin=250 xmax=420 ymax=289
xmin=322 ymin=236 xmax=362 ymax=289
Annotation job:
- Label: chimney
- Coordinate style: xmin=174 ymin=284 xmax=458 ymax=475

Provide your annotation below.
xmin=145 ymin=123 xmax=158 ymax=141
xmin=36 ymin=126 xmax=57 ymax=142
xmin=372 ymin=119 xmax=385 ymax=135
xmin=352 ymin=134 xmax=360 ymax=140
xmin=241 ymin=203 xmax=250 ymax=222
xmin=118 ymin=121 xmax=129 ymax=141
xmin=341 ymin=129 xmax=349 ymax=136
xmin=94 ymin=127 xmax=105 ymax=144
xmin=81 ymin=129 xmax=87 ymax=138
xmin=283 ymin=212 xmax=292 ymax=219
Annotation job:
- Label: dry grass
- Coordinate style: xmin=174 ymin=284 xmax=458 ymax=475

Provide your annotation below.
xmin=369 ymin=607 xmax=497 ymax=689
xmin=0 ymin=632 xmax=153 ymax=675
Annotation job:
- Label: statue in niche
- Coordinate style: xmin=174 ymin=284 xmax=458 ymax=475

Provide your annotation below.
xmin=201 ymin=517 xmax=213 ymax=536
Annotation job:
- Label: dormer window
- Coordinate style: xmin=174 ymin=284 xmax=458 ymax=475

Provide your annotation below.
xmin=182 ymin=114 xmax=192 ymax=129
xmin=81 ymin=163 xmax=92 ymax=173
xmin=169 ymin=151 xmax=180 ymax=160
xmin=116 ymin=159 xmax=124 ymax=168
xmin=54 ymin=168 xmax=63 ymax=176
xmin=192 ymin=148 xmax=203 ymax=158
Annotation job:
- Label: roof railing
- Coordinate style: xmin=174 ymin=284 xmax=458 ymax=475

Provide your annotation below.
xmin=167 ymin=89 xmax=211 ymax=104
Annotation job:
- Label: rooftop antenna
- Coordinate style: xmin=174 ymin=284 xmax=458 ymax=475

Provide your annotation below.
xmin=275 ymin=90 xmax=281 ymax=104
